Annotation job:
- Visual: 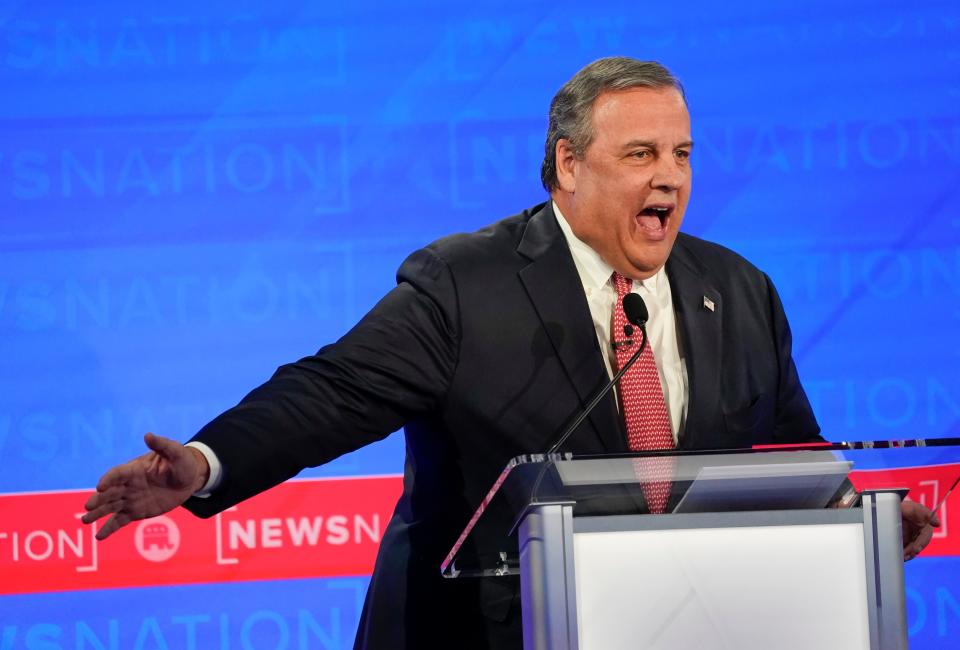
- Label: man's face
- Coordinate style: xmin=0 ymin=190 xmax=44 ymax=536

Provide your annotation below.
xmin=553 ymin=87 xmax=692 ymax=280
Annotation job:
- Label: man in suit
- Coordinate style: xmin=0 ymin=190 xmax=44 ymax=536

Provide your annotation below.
xmin=81 ymin=57 xmax=938 ymax=649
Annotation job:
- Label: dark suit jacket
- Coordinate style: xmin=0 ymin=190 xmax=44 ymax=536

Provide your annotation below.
xmin=184 ymin=201 xmax=821 ymax=649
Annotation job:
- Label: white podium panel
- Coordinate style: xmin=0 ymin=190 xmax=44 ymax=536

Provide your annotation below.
xmin=573 ymin=523 xmax=871 ymax=650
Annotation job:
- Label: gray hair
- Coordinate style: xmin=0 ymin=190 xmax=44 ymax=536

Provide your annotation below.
xmin=540 ymin=57 xmax=686 ymax=192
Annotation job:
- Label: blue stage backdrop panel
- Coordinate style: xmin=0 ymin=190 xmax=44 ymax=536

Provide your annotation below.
xmin=1 ymin=0 xmax=959 ymax=647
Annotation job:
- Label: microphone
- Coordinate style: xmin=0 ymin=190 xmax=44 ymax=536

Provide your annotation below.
xmin=612 ymin=294 xmax=648 ymax=348
xmin=545 ymin=293 xmax=649 ymax=455
xmin=622 ymin=293 xmax=648 ymax=327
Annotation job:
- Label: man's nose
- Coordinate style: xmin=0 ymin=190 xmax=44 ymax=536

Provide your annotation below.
xmin=650 ymin=156 xmax=686 ymax=191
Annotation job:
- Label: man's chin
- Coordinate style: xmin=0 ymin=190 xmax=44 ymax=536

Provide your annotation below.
xmin=624 ymin=244 xmax=675 ymax=279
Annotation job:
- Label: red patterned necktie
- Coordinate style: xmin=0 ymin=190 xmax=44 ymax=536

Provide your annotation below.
xmin=611 ymin=272 xmax=675 ymax=513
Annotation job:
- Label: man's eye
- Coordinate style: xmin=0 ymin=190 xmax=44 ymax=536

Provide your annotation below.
xmin=675 ymin=150 xmax=691 ymax=160
xmin=632 ymin=151 xmax=651 ymax=159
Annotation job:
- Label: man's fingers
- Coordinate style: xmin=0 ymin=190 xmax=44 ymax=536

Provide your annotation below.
xmin=900 ymin=499 xmax=939 ymax=561
xmin=81 ymin=501 xmax=121 ymax=524
xmin=82 ymin=485 xmax=130 ymax=523
xmin=905 ymin=530 xmax=930 ymax=561
xmin=94 ymin=463 xmax=138 ymax=492
xmin=914 ymin=523 xmax=934 ymax=550
xmin=83 ymin=491 xmax=140 ymax=538
xmin=96 ymin=512 xmax=134 ymax=540
xmin=86 ymin=484 xmax=127 ymax=509
xmin=902 ymin=499 xmax=939 ymax=531
xmin=144 ymin=432 xmax=185 ymax=462
xmin=82 ymin=493 xmax=126 ymax=521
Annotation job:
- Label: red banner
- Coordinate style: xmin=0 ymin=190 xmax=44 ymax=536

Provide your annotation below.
xmin=0 ymin=475 xmax=403 ymax=596
xmin=1 ymin=466 xmax=957 ymax=596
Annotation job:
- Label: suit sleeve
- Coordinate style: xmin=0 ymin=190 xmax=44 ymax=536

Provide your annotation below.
xmin=764 ymin=272 xmax=824 ymax=444
xmin=183 ymin=247 xmax=460 ymax=517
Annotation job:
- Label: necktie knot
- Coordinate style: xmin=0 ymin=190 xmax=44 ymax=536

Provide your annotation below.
xmin=612 ymin=271 xmax=632 ymax=301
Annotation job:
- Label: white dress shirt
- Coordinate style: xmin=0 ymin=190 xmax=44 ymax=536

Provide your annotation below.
xmin=553 ymin=202 xmax=688 ymax=443
xmin=186 ymin=439 xmax=221 ymax=496
xmin=190 ymin=203 xmax=691 ymax=495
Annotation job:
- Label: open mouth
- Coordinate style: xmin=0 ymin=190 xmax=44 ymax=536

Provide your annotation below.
xmin=637 ymin=205 xmax=673 ymax=233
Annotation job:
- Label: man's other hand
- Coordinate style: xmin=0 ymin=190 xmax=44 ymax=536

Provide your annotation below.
xmin=81 ymin=433 xmax=210 ymax=540
xmin=902 ymin=499 xmax=940 ymax=561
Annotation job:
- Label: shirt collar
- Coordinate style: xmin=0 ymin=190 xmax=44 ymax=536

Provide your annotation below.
xmin=553 ymin=201 xmax=667 ymax=295
xmin=639 ymin=265 xmax=667 ymax=296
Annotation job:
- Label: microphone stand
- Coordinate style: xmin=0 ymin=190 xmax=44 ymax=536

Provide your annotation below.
xmin=545 ymin=325 xmax=649 ymax=456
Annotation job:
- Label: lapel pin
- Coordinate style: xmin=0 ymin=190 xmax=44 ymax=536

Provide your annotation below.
xmin=703 ymin=296 xmax=715 ymax=312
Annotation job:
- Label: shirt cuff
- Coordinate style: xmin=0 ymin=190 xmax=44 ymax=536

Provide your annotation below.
xmin=184 ymin=441 xmax=223 ymax=498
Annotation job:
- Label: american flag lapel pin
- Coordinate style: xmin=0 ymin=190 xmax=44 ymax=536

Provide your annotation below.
xmin=703 ymin=296 xmax=715 ymax=312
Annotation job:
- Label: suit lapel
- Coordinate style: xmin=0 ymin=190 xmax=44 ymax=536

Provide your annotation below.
xmin=517 ymin=204 xmax=625 ymax=453
xmin=666 ymin=236 xmax=723 ymax=451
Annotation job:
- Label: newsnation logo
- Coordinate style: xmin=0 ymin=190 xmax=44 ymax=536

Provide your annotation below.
xmin=0 ymin=466 xmax=956 ymax=596
xmin=0 ymin=476 xmax=401 ymax=595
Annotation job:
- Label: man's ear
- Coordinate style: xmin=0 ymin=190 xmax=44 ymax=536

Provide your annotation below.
xmin=555 ymin=139 xmax=578 ymax=193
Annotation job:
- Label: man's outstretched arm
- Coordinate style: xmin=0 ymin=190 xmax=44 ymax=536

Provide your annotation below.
xmin=81 ymin=433 xmax=210 ymax=540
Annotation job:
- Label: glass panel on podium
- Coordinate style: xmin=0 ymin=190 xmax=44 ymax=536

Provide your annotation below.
xmin=441 ymin=439 xmax=960 ymax=578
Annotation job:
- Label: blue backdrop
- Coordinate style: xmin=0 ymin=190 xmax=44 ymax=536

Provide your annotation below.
xmin=2 ymin=0 xmax=959 ymax=647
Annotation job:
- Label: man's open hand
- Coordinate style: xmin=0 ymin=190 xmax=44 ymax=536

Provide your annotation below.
xmin=81 ymin=433 xmax=209 ymax=540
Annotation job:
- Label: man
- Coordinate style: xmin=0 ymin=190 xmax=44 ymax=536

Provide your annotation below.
xmin=82 ymin=58 xmax=938 ymax=649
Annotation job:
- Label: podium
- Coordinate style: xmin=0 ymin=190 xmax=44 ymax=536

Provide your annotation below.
xmin=442 ymin=441 xmax=960 ymax=650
